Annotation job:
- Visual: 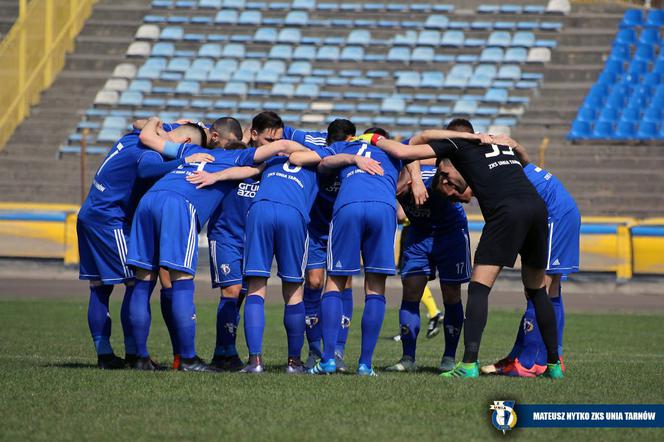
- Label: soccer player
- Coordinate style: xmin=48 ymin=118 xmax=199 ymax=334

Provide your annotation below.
xmin=477 ymin=134 xmax=580 ymax=377
xmin=206 ymin=111 xmax=284 ymax=371
xmin=386 ymin=156 xmax=472 ymax=373
xmin=78 ymin=120 xmax=213 ymax=369
xmin=125 ymin=117 xmax=303 ymax=371
xmin=363 ymin=124 xmax=564 ymax=379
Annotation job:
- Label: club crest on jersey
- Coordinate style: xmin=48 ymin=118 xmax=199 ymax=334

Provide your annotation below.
xmin=490 ymin=401 xmax=517 ymax=434
xmin=221 ymin=264 xmax=231 ymax=275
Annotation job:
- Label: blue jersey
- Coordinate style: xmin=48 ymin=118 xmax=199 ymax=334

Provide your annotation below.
xmin=252 ymin=126 xmax=329 ymax=222
xmin=400 ymin=164 xmax=467 ymax=233
xmin=208 ymin=177 xmax=260 ymax=244
xmin=79 ymin=130 xmax=168 ymax=226
xmin=149 ymin=146 xmax=256 ymax=227
xmin=523 ymin=163 xmax=577 ymax=218
xmin=324 ymin=140 xmax=402 ymax=213
xmin=309 ymin=174 xmax=340 ymax=234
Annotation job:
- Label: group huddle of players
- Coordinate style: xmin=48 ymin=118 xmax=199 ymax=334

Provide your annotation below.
xmin=78 ymin=110 xmax=580 ymax=378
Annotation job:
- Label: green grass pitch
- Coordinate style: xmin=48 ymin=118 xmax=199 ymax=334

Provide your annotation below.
xmin=0 ymin=298 xmax=662 ymax=441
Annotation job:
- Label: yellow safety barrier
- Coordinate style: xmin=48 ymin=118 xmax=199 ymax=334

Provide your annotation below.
xmin=0 ymin=0 xmax=97 ymax=151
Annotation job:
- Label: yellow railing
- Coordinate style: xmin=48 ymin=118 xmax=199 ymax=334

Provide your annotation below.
xmin=0 ymin=0 xmax=97 ymax=151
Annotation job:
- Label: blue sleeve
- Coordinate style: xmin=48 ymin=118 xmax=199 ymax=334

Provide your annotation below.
xmin=162 ymin=122 xmax=181 ymax=132
xmin=235 ymin=148 xmax=258 ymax=166
xmin=283 ymin=126 xmax=328 ymax=149
xmin=137 ymin=151 xmax=185 ymax=179
xmin=313 ymin=145 xmax=337 ymax=159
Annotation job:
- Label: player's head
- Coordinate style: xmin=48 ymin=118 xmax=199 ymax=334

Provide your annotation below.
xmin=363 ymin=127 xmax=390 ymax=139
xmin=168 ymin=122 xmax=207 ymax=147
xmin=250 ymin=111 xmax=284 ymax=147
xmin=445 ymin=118 xmax=474 ymax=134
xmin=223 ymin=140 xmax=248 ymax=150
xmin=209 ymin=117 xmax=242 ymax=148
xmin=326 ymin=119 xmax=356 ymax=145
xmin=434 ymin=158 xmax=472 ymax=203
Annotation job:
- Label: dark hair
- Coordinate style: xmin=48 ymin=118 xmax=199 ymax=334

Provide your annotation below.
xmin=445 ymin=118 xmax=474 ymax=134
xmin=364 ymin=127 xmax=390 ymax=139
xmin=326 ymin=119 xmax=356 ymax=145
xmin=211 ymin=117 xmax=242 ymax=142
xmin=182 ymin=122 xmax=207 ymax=147
xmin=251 ymin=111 xmax=284 ymax=134
xmin=224 ymin=140 xmax=248 ymax=151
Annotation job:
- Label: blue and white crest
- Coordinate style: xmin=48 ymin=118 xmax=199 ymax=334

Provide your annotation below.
xmin=490 ymin=400 xmax=518 ymax=434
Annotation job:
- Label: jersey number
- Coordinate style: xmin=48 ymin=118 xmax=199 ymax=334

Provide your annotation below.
xmin=282 ymin=161 xmax=301 ymax=173
xmin=96 ymin=142 xmax=124 ymax=176
xmin=484 ymin=144 xmax=515 ymax=158
xmin=356 ymin=143 xmax=372 ymax=158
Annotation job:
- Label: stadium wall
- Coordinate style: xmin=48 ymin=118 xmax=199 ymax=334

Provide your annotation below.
xmin=0 ymin=0 xmax=97 ymax=150
xmin=1 ymin=203 xmax=662 ymax=279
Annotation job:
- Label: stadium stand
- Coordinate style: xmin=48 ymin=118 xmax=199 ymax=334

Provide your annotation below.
xmin=0 ymin=0 xmax=663 ymax=218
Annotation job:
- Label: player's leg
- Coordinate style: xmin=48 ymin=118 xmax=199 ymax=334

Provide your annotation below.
xmin=129 ymin=268 xmax=158 ymax=369
xmin=303 ymin=267 xmax=325 ymax=368
xmin=548 ymin=274 xmax=565 ymax=369
xmin=334 ymin=275 xmax=353 ymax=371
xmin=241 ymin=201 xmax=276 ymax=373
xmin=357 ymin=202 xmax=397 ymax=376
xmin=310 ymin=204 xmax=361 ymax=374
xmin=422 ymin=286 xmax=443 ymax=338
xmin=386 ymin=275 xmax=427 ymax=372
xmin=157 ymin=268 xmax=179 ymax=368
xmin=274 ymin=205 xmax=309 ymax=373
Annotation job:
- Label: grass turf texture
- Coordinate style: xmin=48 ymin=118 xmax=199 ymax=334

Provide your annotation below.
xmin=0 ymin=299 xmax=662 ymax=441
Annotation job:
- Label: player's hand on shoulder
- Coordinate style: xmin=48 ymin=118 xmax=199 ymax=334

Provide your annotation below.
xmin=354 ymin=155 xmax=383 ymax=176
xmin=410 ymin=178 xmax=429 ymax=206
xmin=476 ymin=133 xmax=494 ymax=145
xmin=185 ymin=152 xmax=215 ymax=164
xmin=489 ymin=134 xmax=516 ymax=147
xmin=186 ymin=170 xmax=216 ymax=189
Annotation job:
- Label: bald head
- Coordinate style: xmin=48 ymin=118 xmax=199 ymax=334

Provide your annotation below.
xmin=169 ymin=123 xmax=207 ymax=147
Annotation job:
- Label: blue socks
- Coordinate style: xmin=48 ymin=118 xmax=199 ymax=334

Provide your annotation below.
xmin=120 ymin=285 xmax=137 ymax=355
xmin=443 ymin=301 xmax=464 ymax=359
xmin=244 ymin=295 xmax=265 ymax=355
xmin=399 ymin=300 xmax=420 ymax=360
xmin=359 ymin=294 xmax=386 ymax=367
xmin=171 ymin=279 xmax=197 ymax=359
xmin=129 ymin=280 xmax=156 ymax=358
xmin=303 ymin=286 xmax=322 ymax=357
xmin=320 ymin=291 xmax=343 ymax=361
xmin=215 ymin=297 xmax=239 ymax=357
xmin=160 ymin=287 xmax=179 ymax=356
xmin=518 ymin=299 xmax=547 ymax=368
xmin=551 ymin=291 xmax=564 ymax=356
xmin=336 ymin=288 xmax=353 ymax=357
xmin=284 ymin=302 xmax=306 ymax=358
xmin=88 ymin=285 xmax=114 ymax=355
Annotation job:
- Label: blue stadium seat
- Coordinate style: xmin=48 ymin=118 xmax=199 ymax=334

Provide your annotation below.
xmin=598 ymin=107 xmax=618 ymax=123
xmin=200 ymin=0 xmax=222 ymax=8
xmin=637 ymin=121 xmax=658 ymax=139
xmin=191 ymin=99 xmax=213 ymax=109
xmin=292 ymin=0 xmax=316 ymax=9
xmin=524 ymin=5 xmax=545 ymax=14
xmin=340 ymin=46 xmax=364 ymax=61
xmin=513 ymin=31 xmax=535 ymax=47
xmin=497 ymin=64 xmax=521 ymax=80
xmin=214 ymin=10 xmax=238 ymax=24
xmin=271 ymin=83 xmax=295 ymax=97
xmin=634 ymin=44 xmax=655 ymax=62
xmin=269 ymin=44 xmax=292 ymax=59
xmin=119 ymin=91 xmax=143 ymax=106
xmin=224 ymin=0 xmax=246 ymax=8
xmin=98 ymin=128 xmax=123 ymax=143
xmin=239 ymin=11 xmax=262 ymax=25
xmin=643 ymin=105 xmax=662 ymax=123
xmin=621 ymin=10 xmax=643 ymax=27
xmin=167 ymin=58 xmax=190 ymax=72
xmin=424 ymin=15 xmax=449 ymax=29
xmin=381 ymin=96 xmax=406 ymax=112
xmin=500 ymin=4 xmax=522 ymax=14
xmin=393 ymin=31 xmax=417 ymax=46
xmin=645 ymin=9 xmax=664 ymax=27
xmin=198 ymin=43 xmax=222 ymax=58
xmin=477 ymin=4 xmax=499 ymax=14
xmin=317 ymin=46 xmax=340 ymax=61
xmin=452 ymin=100 xmax=478 ymax=115
xmin=223 ymin=81 xmax=248 ymax=96
xmin=494 ymin=21 xmax=516 ymax=30
xmin=487 ymin=31 xmax=511 ymax=47
xmin=348 ymin=29 xmax=371 ymax=46
xmin=609 ymin=43 xmax=631 ymax=62
xmin=102 ymin=116 xmax=127 ymax=130
xmin=278 ymin=28 xmax=301 ymax=43
xmin=441 ymin=30 xmax=464 ymax=47
xmin=254 ymin=28 xmax=277 ymax=43
xmin=222 ymin=43 xmax=245 ymax=58
xmin=160 ymin=26 xmax=184 ymax=41
xmin=421 ymin=71 xmax=444 ymax=88
xmin=288 ymin=61 xmax=311 ymax=76
xmin=615 ymin=28 xmax=637 ymax=45
xmin=263 ymin=60 xmax=285 ymax=75
xmin=137 ymin=66 xmax=160 ymax=79
xmin=411 ymin=47 xmax=434 ymax=62
xmin=567 ymin=120 xmax=591 ymax=139
xmin=576 ymin=107 xmax=597 ymax=122
xmin=387 ymin=47 xmax=410 ymax=62
xmin=396 ymin=72 xmax=420 ymax=88
xmin=152 ymin=42 xmax=175 ymax=57
xmin=184 ymin=69 xmax=208 ymax=81
xmin=418 ymin=30 xmax=441 ymax=46
xmin=628 ymin=59 xmax=649 ymax=76
xmin=591 ymin=121 xmax=613 ymax=138
xmin=129 ymin=79 xmax=152 ymax=93
xmin=639 ymin=28 xmax=659 ymax=45
xmin=191 ymin=58 xmax=213 ymax=71
xmin=504 ymin=47 xmax=527 ymax=62
xmin=480 ymin=47 xmax=504 ymax=62
xmin=483 ymin=88 xmax=508 ymax=103
xmin=294 ymin=83 xmax=319 ymax=98
xmin=293 ymin=45 xmax=316 ymax=60
xmin=614 ymin=120 xmax=636 ymax=139
xmin=285 ymin=11 xmax=308 ymax=26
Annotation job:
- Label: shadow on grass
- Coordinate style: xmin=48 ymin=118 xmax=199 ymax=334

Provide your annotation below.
xmin=44 ymin=362 xmax=98 ymax=369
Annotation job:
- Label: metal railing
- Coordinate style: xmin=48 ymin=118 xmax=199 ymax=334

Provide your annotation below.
xmin=0 ymin=0 xmax=97 ymax=151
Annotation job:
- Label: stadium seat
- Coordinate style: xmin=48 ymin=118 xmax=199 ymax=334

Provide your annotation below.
xmin=293 ymin=0 xmax=316 ymax=9
xmin=255 ymin=28 xmax=277 ymax=43
xmin=440 ymin=30 xmax=464 ymax=47
xmin=200 ymin=0 xmax=222 ymax=8
xmin=513 ymin=31 xmax=535 ymax=47
xmin=546 ymin=0 xmax=571 ymax=15
xmin=393 ymin=31 xmax=417 ymax=46
xmin=118 ymin=91 xmax=143 ymax=106
xmin=505 ymin=48 xmax=527 ymax=62
xmin=127 ymin=42 xmax=151 ymax=57
xmin=285 ymin=11 xmax=308 ymax=26
xmin=396 ymin=72 xmax=420 ymax=88
xmin=135 ymin=24 xmax=160 ymax=41
xmin=278 ymin=28 xmax=301 ymax=44
xmin=340 ymin=46 xmax=364 ymax=61
xmin=614 ymin=120 xmax=636 ymax=139
xmin=317 ymin=46 xmax=340 ymax=61
xmin=239 ymin=11 xmax=261 ymax=25
xmin=637 ymin=120 xmax=658 ymax=139
xmin=483 ymin=88 xmax=508 ymax=103
xmin=411 ymin=47 xmax=434 ymax=62
xmin=620 ymin=10 xmax=642 ymax=28
xmin=453 ymin=100 xmax=478 ymax=115
xmin=480 ymin=47 xmax=503 ymax=62
xmin=527 ymin=47 xmax=551 ymax=63
xmin=294 ymin=83 xmax=319 ymax=98
xmin=293 ymin=45 xmax=316 ymax=60
xmin=645 ymin=9 xmax=664 ymax=27
xmin=269 ymin=44 xmax=292 ymax=60
xmin=103 ymin=78 xmax=128 ymax=92
xmin=387 ymin=47 xmax=410 ymax=62
xmin=224 ymin=0 xmax=246 ymax=8
xmin=166 ymin=58 xmax=189 ymax=72
xmin=223 ymin=44 xmax=245 ymax=58
xmin=488 ymin=31 xmax=511 ymax=47
xmin=160 ymin=26 xmax=184 ymax=41
xmin=424 ymin=15 xmax=449 ymax=29
xmin=381 ymin=96 xmax=406 ymax=112
xmin=223 ymin=81 xmax=248 ymax=96
xmin=348 ymin=29 xmax=371 ymax=46
xmin=214 ymin=10 xmax=238 ymax=25
xmin=288 ymin=61 xmax=311 ymax=76
xmin=271 ymin=83 xmax=295 ymax=97
xmin=634 ymin=44 xmax=655 ymax=62
xmin=497 ymin=64 xmax=521 ymax=80
xmin=567 ymin=120 xmax=591 ymax=139
xmin=418 ymin=30 xmax=441 ymax=46
xmin=421 ymin=71 xmax=444 ymax=88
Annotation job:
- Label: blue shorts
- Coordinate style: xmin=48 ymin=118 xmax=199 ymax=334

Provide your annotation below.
xmin=77 ymin=219 xmax=133 ymax=284
xmin=306 ymin=226 xmax=328 ymax=271
xmin=243 ymin=200 xmax=308 ymax=283
xmin=126 ymin=191 xmax=199 ymax=276
xmin=209 ymin=238 xmax=245 ymax=289
xmin=400 ymin=225 xmax=471 ymax=284
xmin=327 ymin=202 xmax=397 ymax=276
xmin=546 ymin=206 xmax=581 ymax=275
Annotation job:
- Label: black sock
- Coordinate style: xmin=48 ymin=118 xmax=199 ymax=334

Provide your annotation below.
xmin=462 ymin=281 xmax=491 ymax=363
xmin=526 ymin=287 xmax=559 ymax=364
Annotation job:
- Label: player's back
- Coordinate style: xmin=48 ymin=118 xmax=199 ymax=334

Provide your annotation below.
xmin=400 ymin=164 xmax=467 ymax=232
xmin=79 ymin=130 xmax=149 ymax=225
xmin=523 ymin=163 xmax=577 ymax=217
xmin=208 ymin=177 xmax=260 ymax=243
xmin=431 ymin=138 xmax=540 ymax=215
xmin=332 ymin=140 xmax=402 ymax=212
xmin=149 ymin=146 xmax=256 ymax=226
